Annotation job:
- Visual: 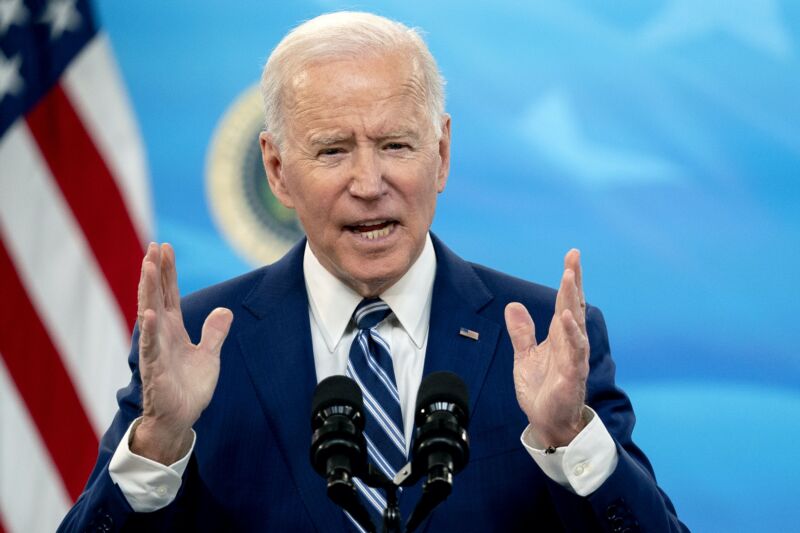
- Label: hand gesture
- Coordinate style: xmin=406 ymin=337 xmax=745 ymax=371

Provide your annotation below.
xmin=504 ymin=249 xmax=590 ymax=447
xmin=131 ymin=243 xmax=233 ymax=464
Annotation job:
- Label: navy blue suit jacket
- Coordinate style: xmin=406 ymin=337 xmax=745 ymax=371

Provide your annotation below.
xmin=60 ymin=235 xmax=687 ymax=532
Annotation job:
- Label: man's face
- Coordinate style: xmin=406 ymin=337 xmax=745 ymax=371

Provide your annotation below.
xmin=260 ymin=51 xmax=451 ymax=297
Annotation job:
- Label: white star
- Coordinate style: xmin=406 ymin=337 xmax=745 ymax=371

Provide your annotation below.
xmin=40 ymin=0 xmax=81 ymax=40
xmin=0 ymin=50 xmax=24 ymax=102
xmin=0 ymin=0 xmax=28 ymax=35
xmin=638 ymin=0 xmax=793 ymax=59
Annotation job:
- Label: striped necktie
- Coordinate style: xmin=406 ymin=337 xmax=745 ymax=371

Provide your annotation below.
xmin=345 ymin=298 xmax=406 ymax=531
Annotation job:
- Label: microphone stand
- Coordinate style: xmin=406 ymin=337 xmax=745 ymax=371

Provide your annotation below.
xmin=312 ymin=372 xmax=469 ymax=532
xmin=326 ymin=466 xmax=376 ymax=533
xmin=349 ymin=458 xmax=454 ymax=533
xmin=362 ymin=465 xmax=401 ymax=533
xmin=403 ymin=457 xmax=452 ymax=533
xmin=390 ymin=457 xmax=453 ymax=533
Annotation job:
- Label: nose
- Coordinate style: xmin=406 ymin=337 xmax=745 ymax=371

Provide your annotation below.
xmin=348 ymin=147 xmax=386 ymax=200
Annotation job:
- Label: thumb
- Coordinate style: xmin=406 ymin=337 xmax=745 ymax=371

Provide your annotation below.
xmin=504 ymin=302 xmax=537 ymax=358
xmin=199 ymin=307 xmax=233 ymax=355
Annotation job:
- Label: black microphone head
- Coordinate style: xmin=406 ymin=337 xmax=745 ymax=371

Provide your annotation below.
xmin=310 ymin=375 xmax=368 ymax=479
xmin=312 ymin=375 xmax=363 ymax=417
xmin=415 ymin=371 xmax=469 ymax=427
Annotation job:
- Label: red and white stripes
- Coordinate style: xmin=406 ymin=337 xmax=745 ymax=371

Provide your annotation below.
xmin=0 ymin=33 xmax=150 ymax=532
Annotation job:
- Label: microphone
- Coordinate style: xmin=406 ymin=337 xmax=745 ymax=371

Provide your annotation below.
xmin=405 ymin=371 xmax=470 ymax=532
xmin=310 ymin=375 xmax=375 ymax=533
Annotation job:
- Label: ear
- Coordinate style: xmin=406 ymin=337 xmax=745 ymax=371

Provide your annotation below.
xmin=260 ymin=131 xmax=295 ymax=209
xmin=436 ymin=114 xmax=451 ymax=193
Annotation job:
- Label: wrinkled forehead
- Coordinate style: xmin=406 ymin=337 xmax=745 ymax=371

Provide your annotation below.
xmin=282 ymin=50 xmax=431 ymax=128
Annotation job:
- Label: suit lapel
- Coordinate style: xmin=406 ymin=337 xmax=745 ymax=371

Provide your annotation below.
xmin=237 ymin=240 xmax=344 ymax=532
xmin=399 ymin=234 xmax=502 ymax=529
xmin=424 ymin=235 xmax=502 ymax=419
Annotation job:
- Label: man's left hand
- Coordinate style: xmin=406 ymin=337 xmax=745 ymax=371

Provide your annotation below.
xmin=504 ymin=249 xmax=590 ymax=448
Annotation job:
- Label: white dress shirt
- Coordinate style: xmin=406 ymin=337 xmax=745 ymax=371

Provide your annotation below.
xmin=109 ymin=234 xmax=617 ymax=512
xmin=304 ymin=232 xmax=435 ymax=449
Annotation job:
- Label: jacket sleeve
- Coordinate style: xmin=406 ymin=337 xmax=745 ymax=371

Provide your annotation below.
xmin=56 ymin=325 xmax=194 ymax=532
xmin=542 ymin=305 xmax=690 ymax=532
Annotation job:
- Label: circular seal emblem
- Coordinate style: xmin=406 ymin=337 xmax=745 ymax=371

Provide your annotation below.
xmin=206 ymin=84 xmax=304 ymax=266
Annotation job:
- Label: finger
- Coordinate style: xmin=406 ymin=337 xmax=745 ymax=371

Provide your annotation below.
xmin=139 ymin=308 xmax=160 ymax=363
xmin=563 ymin=249 xmax=582 ymax=294
xmin=504 ymin=302 xmax=537 ymax=357
xmin=562 ymin=271 xmax=585 ymax=336
xmin=554 ymin=267 xmax=579 ymax=322
xmin=564 ymin=249 xmax=587 ymax=333
xmin=198 ymin=308 xmax=234 ymax=355
xmin=560 ymin=309 xmax=589 ymax=366
xmin=152 ymin=241 xmax=165 ymax=306
xmin=161 ymin=243 xmax=181 ymax=311
xmin=140 ymin=244 xmax=165 ymax=320
xmin=137 ymin=243 xmax=157 ymax=321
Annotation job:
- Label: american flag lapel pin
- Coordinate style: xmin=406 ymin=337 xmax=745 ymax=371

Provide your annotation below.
xmin=459 ymin=327 xmax=480 ymax=341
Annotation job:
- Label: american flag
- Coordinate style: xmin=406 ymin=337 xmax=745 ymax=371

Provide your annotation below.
xmin=0 ymin=0 xmax=151 ymax=530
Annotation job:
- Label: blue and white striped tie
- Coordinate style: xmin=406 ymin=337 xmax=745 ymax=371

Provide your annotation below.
xmin=345 ymin=298 xmax=406 ymax=531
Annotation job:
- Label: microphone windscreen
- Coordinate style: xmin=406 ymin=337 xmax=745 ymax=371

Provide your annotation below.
xmin=312 ymin=375 xmax=363 ymax=415
xmin=415 ymin=371 xmax=469 ymax=424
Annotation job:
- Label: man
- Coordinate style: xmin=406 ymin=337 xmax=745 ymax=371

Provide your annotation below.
xmin=60 ymin=12 xmax=686 ymax=532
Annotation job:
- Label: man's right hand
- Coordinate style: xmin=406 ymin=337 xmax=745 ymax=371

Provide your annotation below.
xmin=131 ymin=243 xmax=233 ymax=465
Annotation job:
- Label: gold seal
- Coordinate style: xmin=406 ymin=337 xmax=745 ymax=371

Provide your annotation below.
xmin=206 ymin=84 xmax=303 ymax=266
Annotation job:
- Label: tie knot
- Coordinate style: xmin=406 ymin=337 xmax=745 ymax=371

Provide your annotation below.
xmin=353 ymin=298 xmax=391 ymax=330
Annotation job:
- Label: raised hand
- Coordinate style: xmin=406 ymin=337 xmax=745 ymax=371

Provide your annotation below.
xmin=505 ymin=249 xmax=590 ymax=448
xmin=131 ymin=243 xmax=233 ymax=465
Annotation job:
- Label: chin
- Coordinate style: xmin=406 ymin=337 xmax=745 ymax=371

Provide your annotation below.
xmin=345 ymin=260 xmax=407 ymax=294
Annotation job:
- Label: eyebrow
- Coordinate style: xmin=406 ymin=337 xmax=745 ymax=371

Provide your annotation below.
xmin=308 ymin=133 xmax=353 ymax=146
xmin=378 ymin=129 xmax=420 ymax=140
xmin=307 ymin=128 xmax=421 ymax=146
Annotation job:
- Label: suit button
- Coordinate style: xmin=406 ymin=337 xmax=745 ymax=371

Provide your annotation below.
xmin=99 ymin=514 xmax=113 ymax=532
xmin=86 ymin=511 xmax=113 ymax=532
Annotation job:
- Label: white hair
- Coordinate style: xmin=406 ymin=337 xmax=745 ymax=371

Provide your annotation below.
xmin=260 ymin=11 xmax=446 ymax=148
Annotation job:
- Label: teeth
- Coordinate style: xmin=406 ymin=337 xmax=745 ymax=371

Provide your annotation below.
xmin=358 ymin=223 xmax=393 ymax=240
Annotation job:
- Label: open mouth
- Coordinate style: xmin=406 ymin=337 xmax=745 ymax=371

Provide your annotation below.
xmin=345 ymin=220 xmax=396 ymax=240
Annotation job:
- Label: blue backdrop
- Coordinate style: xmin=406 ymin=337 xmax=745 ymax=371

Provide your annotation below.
xmin=95 ymin=1 xmax=800 ymax=530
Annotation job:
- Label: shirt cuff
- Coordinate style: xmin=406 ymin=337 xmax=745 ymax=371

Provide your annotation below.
xmin=520 ymin=406 xmax=618 ymax=497
xmin=108 ymin=417 xmax=195 ymax=512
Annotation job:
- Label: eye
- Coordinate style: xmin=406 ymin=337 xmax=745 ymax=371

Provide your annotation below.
xmin=384 ymin=142 xmax=410 ymax=151
xmin=318 ymin=147 xmax=345 ymax=157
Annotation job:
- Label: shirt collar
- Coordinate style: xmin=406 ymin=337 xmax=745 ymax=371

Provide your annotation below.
xmin=303 ymin=233 xmax=437 ymax=352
